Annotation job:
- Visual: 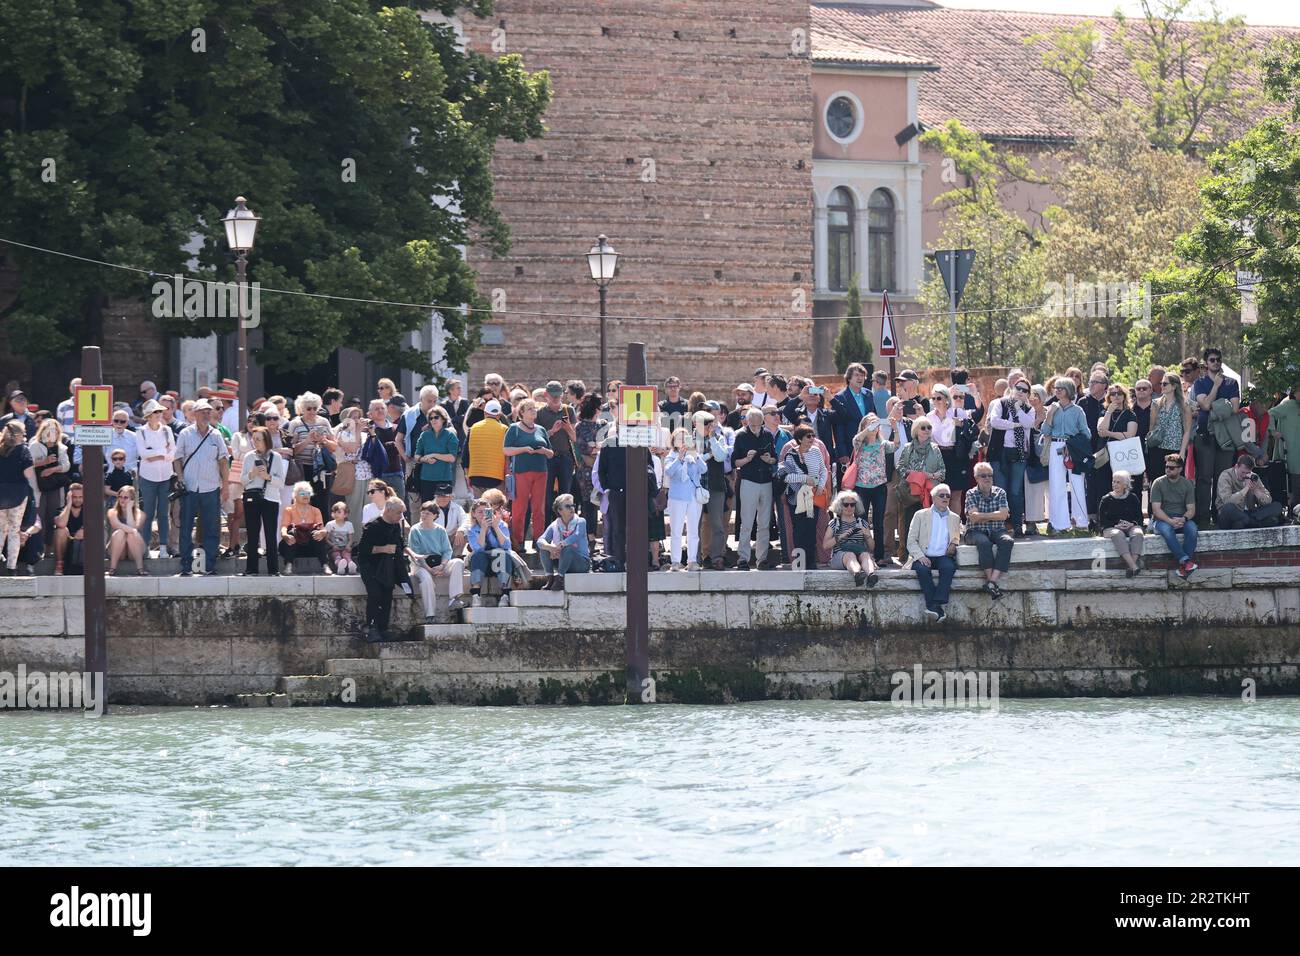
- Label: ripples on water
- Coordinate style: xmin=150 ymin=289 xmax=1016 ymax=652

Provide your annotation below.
xmin=2 ymin=699 xmax=1298 ymax=866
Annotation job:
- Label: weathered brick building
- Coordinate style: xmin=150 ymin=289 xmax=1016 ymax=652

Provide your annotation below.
xmin=458 ymin=0 xmax=815 ymax=394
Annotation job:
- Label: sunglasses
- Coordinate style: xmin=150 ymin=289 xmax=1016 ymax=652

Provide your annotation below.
xmin=934 ymin=492 xmax=951 ymax=499
xmin=1015 ymin=385 xmax=1029 ymax=392
xmin=1166 ymin=464 xmax=1182 ymax=470
xmin=559 ymin=504 xmax=575 ymax=510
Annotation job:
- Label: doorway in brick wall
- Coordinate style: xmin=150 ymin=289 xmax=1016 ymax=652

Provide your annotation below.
xmin=264 ymin=351 xmax=340 ymax=407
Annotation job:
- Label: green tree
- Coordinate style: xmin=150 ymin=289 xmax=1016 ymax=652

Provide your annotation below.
xmin=832 ymin=278 xmax=873 ymax=374
xmin=1151 ymin=40 xmax=1300 ymax=400
xmin=0 ymin=0 xmax=550 ymax=377
xmin=1029 ymin=0 xmax=1256 ymax=154
xmin=914 ymin=121 xmax=1046 ymax=370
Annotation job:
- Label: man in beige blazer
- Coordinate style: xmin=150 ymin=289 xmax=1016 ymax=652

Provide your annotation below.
xmin=906 ymin=482 xmax=962 ymax=623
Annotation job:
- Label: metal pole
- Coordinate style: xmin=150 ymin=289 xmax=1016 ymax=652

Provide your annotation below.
xmin=236 ymin=253 xmax=249 ymax=419
xmin=948 ymin=280 xmax=958 ymax=371
xmin=599 ymin=284 xmax=608 ymax=397
xmin=81 ymin=347 xmax=108 ymax=713
xmin=624 ymin=343 xmax=649 ymax=701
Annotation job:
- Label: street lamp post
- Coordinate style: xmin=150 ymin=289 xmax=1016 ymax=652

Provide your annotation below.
xmin=222 ymin=196 xmax=261 ymax=419
xmin=587 ymin=235 xmax=618 ymax=394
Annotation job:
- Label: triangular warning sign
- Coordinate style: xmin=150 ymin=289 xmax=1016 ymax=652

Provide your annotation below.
xmin=879 ymin=291 xmax=898 ymax=357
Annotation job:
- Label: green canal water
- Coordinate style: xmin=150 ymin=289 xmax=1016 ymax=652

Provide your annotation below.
xmin=2 ymin=698 xmax=1298 ymax=866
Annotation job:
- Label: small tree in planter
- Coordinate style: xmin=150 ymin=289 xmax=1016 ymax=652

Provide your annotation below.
xmin=833 ymin=278 xmax=873 ymax=374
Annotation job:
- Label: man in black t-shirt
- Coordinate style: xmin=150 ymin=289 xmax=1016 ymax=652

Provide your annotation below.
xmin=659 ymin=376 xmax=689 ymax=431
xmin=536 ymin=381 xmax=577 ymax=518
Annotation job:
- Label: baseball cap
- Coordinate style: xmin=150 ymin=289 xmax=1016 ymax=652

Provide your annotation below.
xmin=386 ymin=394 xmax=407 ymax=408
xmin=432 ymin=482 xmax=454 ymax=496
xmin=545 ymin=381 xmax=564 ymax=396
xmin=895 ymin=369 xmax=921 ymax=383
xmin=704 ymin=400 xmax=722 ymax=412
xmin=754 ymin=368 xmax=769 ymax=377
xmin=8 ymin=389 xmax=26 ymax=401
xmin=735 ymin=383 xmax=754 ymax=394
xmin=484 ymin=399 xmax=503 ymax=416
xmin=192 ymin=399 xmax=214 ymax=411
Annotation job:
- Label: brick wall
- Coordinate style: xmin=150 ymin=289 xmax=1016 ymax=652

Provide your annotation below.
xmin=461 ymin=1 xmax=815 ymax=396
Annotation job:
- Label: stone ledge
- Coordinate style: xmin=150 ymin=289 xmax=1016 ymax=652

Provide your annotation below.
xmin=954 ymin=525 xmax=1300 ymax=567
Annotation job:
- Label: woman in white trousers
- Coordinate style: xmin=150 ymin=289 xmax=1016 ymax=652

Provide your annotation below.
xmin=664 ymin=429 xmax=705 ymax=569
xmin=1042 ymin=379 xmax=1090 ymax=532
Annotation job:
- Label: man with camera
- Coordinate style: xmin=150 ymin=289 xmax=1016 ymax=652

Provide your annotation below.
xmin=1215 ymin=455 xmax=1284 ymax=530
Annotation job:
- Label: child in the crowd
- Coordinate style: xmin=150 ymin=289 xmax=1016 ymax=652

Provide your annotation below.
xmin=324 ymin=501 xmax=357 ymax=574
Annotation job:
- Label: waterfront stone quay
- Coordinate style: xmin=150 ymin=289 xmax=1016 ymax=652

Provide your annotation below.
xmin=1 ymin=527 xmax=1297 ymax=707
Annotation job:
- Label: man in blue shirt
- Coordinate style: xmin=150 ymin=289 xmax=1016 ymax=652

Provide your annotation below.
xmin=871 ymin=371 xmax=892 ymax=418
xmin=1191 ymin=347 xmax=1240 ymax=524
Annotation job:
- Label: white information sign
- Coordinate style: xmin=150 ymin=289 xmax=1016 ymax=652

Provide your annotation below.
xmin=75 ymin=425 xmax=113 ymax=446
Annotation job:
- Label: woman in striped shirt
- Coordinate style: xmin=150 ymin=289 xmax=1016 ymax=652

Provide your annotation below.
xmin=823 ymin=490 xmax=879 ymax=587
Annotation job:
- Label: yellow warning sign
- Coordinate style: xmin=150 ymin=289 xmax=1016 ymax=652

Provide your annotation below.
xmin=619 ymin=386 xmax=657 ymax=425
xmin=74 ymin=385 xmax=114 ymax=425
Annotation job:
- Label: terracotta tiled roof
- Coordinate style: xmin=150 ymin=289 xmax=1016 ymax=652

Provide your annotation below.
xmin=812 ymin=2 xmax=1299 ymax=141
xmin=812 ymin=29 xmax=938 ymax=69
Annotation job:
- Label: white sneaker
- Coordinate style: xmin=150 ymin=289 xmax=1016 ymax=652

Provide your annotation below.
xmin=156 ymin=546 xmax=170 ymax=559
xmin=347 ymin=561 xmax=357 ymax=575
xmin=282 ymin=563 xmax=294 ymax=575
xmin=686 ymin=562 xmax=700 ymax=572
xmin=335 ymin=558 xmax=348 ymax=575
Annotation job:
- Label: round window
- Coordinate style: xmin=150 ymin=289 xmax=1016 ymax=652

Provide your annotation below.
xmin=827 ymin=96 xmax=856 ymax=140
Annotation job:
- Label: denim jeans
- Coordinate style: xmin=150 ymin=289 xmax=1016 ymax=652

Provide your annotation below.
xmin=991 ymin=457 xmax=1027 ymax=527
xmin=1152 ymin=518 xmax=1198 ymax=563
xmin=180 ymin=489 xmax=220 ymax=572
xmin=137 ymin=476 xmax=170 ymax=548
xmin=914 ymin=554 xmax=957 ymax=609
xmin=540 ymin=548 xmax=590 ymax=576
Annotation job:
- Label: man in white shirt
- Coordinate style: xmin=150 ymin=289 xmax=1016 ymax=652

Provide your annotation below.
xmin=906 ymin=482 xmax=960 ymax=623
xmin=135 ymin=399 xmax=177 ymax=557
xmin=56 ymin=378 xmax=80 ymax=439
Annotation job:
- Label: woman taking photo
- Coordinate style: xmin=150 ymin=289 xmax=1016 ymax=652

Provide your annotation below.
xmin=823 ymin=490 xmax=878 ymax=587
xmin=0 ymin=421 xmax=36 ymax=571
xmin=849 ymin=413 xmax=895 ymax=567
xmin=777 ymin=424 xmax=826 ymax=570
xmin=502 ymin=398 xmax=554 ymax=547
xmin=465 ymin=496 xmax=516 ymax=605
xmin=107 ymin=486 xmax=149 ymax=575
xmin=29 ymin=417 xmax=71 ymax=547
xmin=1099 ymin=470 xmax=1146 ymax=577
xmin=240 ymin=426 xmax=288 ymax=575
xmin=664 ymin=427 xmax=705 ymax=570
xmin=333 ymin=406 xmax=373 ymax=546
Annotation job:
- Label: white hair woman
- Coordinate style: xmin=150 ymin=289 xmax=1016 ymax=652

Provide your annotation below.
xmin=0 ymin=421 xmax=36 ymax=570
xmin=1099 ymin=469 xmax=1146 ymax=576
xmin=288 ymin=391 xmax=337 ymax=516
xmin=823 ymin=490 xmax=878 ymax=586
xmin=278 ymin=480 xmax=330 ymax=574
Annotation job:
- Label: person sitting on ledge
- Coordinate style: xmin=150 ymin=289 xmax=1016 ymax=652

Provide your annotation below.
xmin=907 ymin=481 xmax=961 ymax=624
xmin=1149 ymin=453 xmax=1199 ymax=580
xmin=278 ymin=481 xmax=331 ymax=574
xmin=823 ymin=490 xmax=877 ymax=587
xmin=964 ymin=461 xmax=1013 ymax=600
xmin=537 ymin=493 xmax=590 ymax=590
xmin=466 ymin=496 xmax=516 ymax=607
xmin=1215 ymin=454 xmax=1284 ymax=530
xmin=407 ymin=500 xmax=468 ymax=623
xmin=1099 ymin=469 xmax=1146 ymax=577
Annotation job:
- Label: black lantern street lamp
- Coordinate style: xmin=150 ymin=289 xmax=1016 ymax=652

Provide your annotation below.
xmin=587 ymin=234 xmax=618 ymax=395
xmin=222 ymin=196 xmax=261 ymax=419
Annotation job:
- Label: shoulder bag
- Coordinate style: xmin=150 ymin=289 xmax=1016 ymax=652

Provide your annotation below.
xmin=169 ymin=429 xmax=213 ymax=500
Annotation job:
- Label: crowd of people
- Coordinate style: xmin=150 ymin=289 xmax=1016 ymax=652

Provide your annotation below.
xmin=0 ymin=349 xmax=1297 ymax=638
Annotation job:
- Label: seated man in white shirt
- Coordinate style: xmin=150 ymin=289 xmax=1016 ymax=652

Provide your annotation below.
xmin=906 ymin=482 xmax=962 ymax=623
xmin=430 ymin=484 xmax=467 ymax=555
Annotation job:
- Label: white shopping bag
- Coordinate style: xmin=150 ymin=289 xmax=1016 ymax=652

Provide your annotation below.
xmin=1107 ymin=436 xmax=1144 ymax=474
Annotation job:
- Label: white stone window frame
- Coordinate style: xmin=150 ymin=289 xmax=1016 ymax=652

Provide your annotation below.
xmin=823 ymin=90 xmax=864 ymax=146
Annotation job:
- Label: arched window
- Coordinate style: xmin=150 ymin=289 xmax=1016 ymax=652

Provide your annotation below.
xmin=868 ymin=189 xmax=896 ymax=292
xmin=827 ymin=187 xmax=854 ymax=293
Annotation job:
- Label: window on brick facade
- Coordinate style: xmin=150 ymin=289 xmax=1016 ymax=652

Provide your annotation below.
xmin=828 ymin=187 xmax=854 ymax=293
xmin=868 ymin=189 xmax=896 ymax=292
